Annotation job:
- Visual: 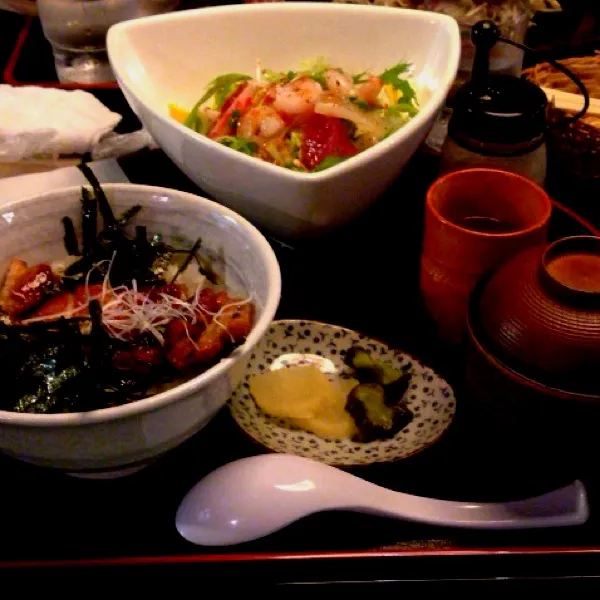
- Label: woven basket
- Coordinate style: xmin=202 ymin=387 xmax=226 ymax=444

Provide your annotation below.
xmin=545 ymin=106 xmax=600 ymax=182
xmin=524 ymin=53 xmax=600 ymax=183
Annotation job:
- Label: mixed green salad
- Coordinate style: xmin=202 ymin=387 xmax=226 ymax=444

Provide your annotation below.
xmin=170 ymin=58 xmax=419 ymax=172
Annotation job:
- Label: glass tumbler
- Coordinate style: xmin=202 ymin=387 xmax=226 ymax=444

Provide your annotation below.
xmin=37 ymin=0 xmax=179 ymax=84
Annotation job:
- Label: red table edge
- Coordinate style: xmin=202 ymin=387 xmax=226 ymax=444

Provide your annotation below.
xmin=3 ymin=17 xmax=119 ymax=90
xmin=2 ymin=545 xmax=600 ymax=569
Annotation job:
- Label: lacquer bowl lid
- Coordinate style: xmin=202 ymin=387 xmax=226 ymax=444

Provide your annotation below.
xmin=473 ymin=236 xmax=600 ymax=394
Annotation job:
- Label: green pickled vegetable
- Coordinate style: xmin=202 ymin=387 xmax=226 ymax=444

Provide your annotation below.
xmin=346 ymin=379 xmax=413 ymax=443
xmin=343 ymin=345 xmax=414 ymax=443
xmin=350 ymin=383 xmax=394 ymax=429
xmin=344 ymin=346 xmax=404 ymax=385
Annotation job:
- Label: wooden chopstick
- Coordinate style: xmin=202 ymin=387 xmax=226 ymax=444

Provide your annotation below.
xmin=542 ymin=86 xmax=600 ymax=118
xmin=0 ymin=157 xmax=81 ymax=179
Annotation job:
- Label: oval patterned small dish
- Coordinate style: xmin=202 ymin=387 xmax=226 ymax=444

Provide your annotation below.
xmin=229 ymin=320 xmax=456 ymax=466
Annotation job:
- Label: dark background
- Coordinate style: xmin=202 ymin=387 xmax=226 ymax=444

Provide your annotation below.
xmin=1 ymin=1 xmax=600 ymax=588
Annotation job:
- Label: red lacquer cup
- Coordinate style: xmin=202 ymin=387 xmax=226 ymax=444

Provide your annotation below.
xmin=420 ymin=168 xmax=552 ymax=344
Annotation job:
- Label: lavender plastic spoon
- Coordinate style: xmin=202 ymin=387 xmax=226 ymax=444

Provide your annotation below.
xmin=176 ymin=454 xmax=589 ymax=546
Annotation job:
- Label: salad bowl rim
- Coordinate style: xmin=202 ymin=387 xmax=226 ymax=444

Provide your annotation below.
xmin=107 ymin=2 xmax=461 ymax=181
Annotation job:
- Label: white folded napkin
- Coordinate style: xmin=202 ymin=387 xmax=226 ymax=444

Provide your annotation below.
xmin=0 ymin=85 xmax=122 ymax=161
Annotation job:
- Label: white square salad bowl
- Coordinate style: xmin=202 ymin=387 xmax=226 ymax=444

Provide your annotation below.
xmin=0 ymin=184 xmax=280 ymax=477
xmin=107 ymin=3 xmax=460 ymax=238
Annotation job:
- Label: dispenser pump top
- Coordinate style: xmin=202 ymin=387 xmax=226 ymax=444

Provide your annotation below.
xmin=449 ymin=19 xmax=548 ymax=146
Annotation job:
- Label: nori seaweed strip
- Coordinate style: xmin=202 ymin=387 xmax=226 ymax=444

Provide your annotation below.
xmin=88 ymin=299 xmax=111 ymax=373
xmin=62 ymin=217 xmax=81 ymax=256
xmin=81 ymin=187 xmax=98 ymax=258
xmin=118 ymin=205 xmax=142 ymax=227
xmin=135 ymin=226 xmax=147 ymax=244
xmin=6 ymin=318 xmax=89 ymax=413
xmin=77 ymin=163 xmax=116 ymax=226
xmin=170 ymin=246 xmax=220 ymax=284
xmin=169 ymin=237 xmax=203 ymax=284
xmin=89 ymin=299 xmax=103 ymax=332
xmin=63 ymin=258 xmax=90 ymax=282
xmin=63 ymin=186 xmax=103 ymax=282
xmin=194 ymin=253 xmax=221 ymax=285
xmin=129 ymin=225 xmax=158 ymax=286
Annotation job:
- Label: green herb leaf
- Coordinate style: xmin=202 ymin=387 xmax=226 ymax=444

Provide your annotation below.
xmin=379 ymin=62 xmax=415 ymax=104
xmin=218 ymin=136 xmax=259 ymax=156
xmin=386 ymin=102 xmax=419 ymax=118
xmin=195 ymin=112 xmax=211 ymax=135
xmin=352 ymin=71 xmax=368 ymax=84
xmin=312 ymin=155 xmax=349 ymax=172
xmin=380 ymin=62 xmax=410 ymax=84
xmin=308 ymin=72 xmax=327 ymax=87
xmin=212 ymin=73 xmax=252 ymax=109
xmin=394 ymin=80 xmax=417 ymax=105
xmin=349 ymin=97 xmax=371 ymax=111
xmin=282 ymin=161 xmax=307 ymax=172
xmin=183 ymin=73 xmax=251 ymax=130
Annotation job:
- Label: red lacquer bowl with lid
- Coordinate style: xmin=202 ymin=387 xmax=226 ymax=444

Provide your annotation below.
xmin=465 ymin=236 xmax=600 ymax=473
xmin=474 ymin=236 xmax=600 ymax=391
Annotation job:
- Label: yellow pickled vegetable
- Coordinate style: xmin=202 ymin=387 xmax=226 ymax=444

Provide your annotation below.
xmin=249 ymin=365 xmax=359 ymax=439
xmin=292 ymin=377 xmax=358 ymax=439
xmin=249 ymin=365 xmax=333 ymax=419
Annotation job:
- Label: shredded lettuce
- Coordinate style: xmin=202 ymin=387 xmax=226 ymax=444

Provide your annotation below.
xmin=262 ymin=69 xmax=296 ymax=84
xmin=194 ymin=112 xmax=212 ymax=135
xmin=312 ymin=156 xmax=349 ymax=172
xmin=300 ymin=56 xmax=330 ymax=87
xmin=381 ymin=104 xmax=414 ymax=136
xmin=217 ymin=136 xmax=258 ymax=156
xmin=352 ymin=71 xmax=368 ymax=84
xmin=178 ymin=59 xmax=420 ymax=173
xmin=264 ymin=141 xmax=284 ymax=164
xmin=289 ymin=130 xmax=303 ymax=158
xmin=385 ymin=102 xmax=419 ymax=118
xmin=282 ymin=161 xmax=307 ymax=172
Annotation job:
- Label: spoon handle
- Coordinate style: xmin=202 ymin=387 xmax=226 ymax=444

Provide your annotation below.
xmin=340 ymin=480 xmax=589 ymax=530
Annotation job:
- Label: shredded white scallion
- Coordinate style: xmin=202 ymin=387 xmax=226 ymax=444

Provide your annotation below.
xmin=20 ymin=253 xmax=253 ymax=348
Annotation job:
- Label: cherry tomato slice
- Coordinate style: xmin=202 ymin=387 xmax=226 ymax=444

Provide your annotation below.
xmin=300 ymin=114 xmax=358 ymax=170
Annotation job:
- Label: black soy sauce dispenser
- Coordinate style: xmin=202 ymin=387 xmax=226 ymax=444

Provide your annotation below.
xmin=440 ymin=21 xmax=548 ymax=185
xmin=440 ymin=20 xmax=590 ymax=187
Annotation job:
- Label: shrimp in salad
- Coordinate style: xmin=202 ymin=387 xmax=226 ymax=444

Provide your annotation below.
xmin=171 ymin=58 xmax=419 ymax=172
xmin=273 ymin=77 xmax=323 ymax=116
